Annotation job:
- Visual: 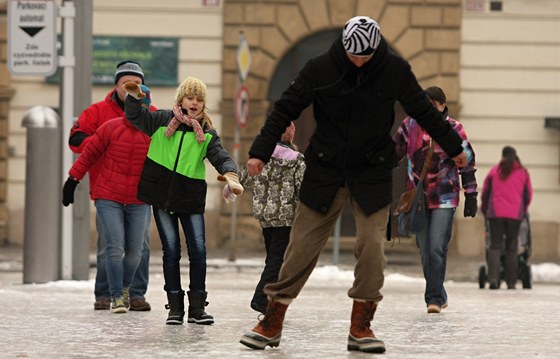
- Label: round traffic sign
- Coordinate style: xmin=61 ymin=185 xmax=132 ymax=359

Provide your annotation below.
xmin=235 ymin=85 xmax=249 ymax=128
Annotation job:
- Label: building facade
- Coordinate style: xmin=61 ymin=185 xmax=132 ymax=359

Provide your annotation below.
xmin=0 ymin=0 xmax=558 ymax=261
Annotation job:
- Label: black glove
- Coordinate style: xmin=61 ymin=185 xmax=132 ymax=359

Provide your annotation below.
xmin=464 ymin=192 xmax=478 ymax=218
xmin=62 ymin=177 xmax=79 ymax=207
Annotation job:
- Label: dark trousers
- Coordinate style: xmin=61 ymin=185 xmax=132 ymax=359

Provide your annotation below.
xmin=488 ymin=218 xmax=521 ymax=288
xmin=251 ymin=226 xmax=291 ymax=310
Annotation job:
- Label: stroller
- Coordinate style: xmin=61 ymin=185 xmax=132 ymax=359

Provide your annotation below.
xmin=478 ymin=214 xmax=532 ymax=289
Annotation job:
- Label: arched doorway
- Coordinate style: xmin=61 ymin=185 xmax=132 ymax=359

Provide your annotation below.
xmin=267 ymin=29 xmax=339 ymax=153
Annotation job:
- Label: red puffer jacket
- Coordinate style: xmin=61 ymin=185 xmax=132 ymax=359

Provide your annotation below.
xmin=69 ymin=90 xmax=156 ymax=197
xmin=68 ymin=116 xmax=150 ymax=204
xmin=69 ymin=91 xmax=124 ymax=153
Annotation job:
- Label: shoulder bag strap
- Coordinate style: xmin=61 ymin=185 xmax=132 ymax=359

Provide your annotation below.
xmin=412 ymin=138 xmax=434 ymax=209
xmin=418 ymin=138 xmax=434 ymax=183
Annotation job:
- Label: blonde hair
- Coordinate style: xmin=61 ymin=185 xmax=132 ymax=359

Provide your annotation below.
xmin=174 ymin=77 xmax=214 ymax=130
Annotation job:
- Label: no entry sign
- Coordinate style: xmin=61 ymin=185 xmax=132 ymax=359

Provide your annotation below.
xmin=235 ymin=85 xmax=249 ymax=128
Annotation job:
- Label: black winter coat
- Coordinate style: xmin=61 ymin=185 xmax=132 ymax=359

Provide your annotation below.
xmin=249 ymin=35 xmax=463 ymax=215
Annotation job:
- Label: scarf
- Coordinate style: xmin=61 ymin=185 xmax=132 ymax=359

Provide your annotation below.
xmin=164 ymin=105 xmax=206 ymax=143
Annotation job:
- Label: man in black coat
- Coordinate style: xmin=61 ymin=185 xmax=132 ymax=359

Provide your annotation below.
xmin=240 ymin=16 xmax=467 ymax=353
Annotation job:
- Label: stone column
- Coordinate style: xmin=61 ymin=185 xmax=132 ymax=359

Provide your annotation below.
xmin=0 ymin=2 xmax=14 ymax=245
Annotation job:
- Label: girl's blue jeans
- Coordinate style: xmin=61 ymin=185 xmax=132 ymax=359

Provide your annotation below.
xmin=153 ymin=208 xmax=207 ymax=293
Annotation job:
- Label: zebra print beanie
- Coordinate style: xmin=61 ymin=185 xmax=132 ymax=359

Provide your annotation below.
xmin=342 ymin=16 xmax=381 ymax=56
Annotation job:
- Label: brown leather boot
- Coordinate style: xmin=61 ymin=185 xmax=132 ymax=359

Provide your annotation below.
xmin=239 ymin=300 xmax=288 ymax=350
xmin=347 ymin=300 xmax=386 ymax=353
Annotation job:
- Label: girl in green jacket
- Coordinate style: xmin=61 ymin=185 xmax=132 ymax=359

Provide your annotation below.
xmin=124 ymin=77 xmax=243 ymax=326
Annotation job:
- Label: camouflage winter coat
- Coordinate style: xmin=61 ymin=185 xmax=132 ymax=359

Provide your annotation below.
xmin=240 ymin=143 xmax=306 ymax=228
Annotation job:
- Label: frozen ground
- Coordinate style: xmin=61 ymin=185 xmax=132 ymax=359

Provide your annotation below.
xmin=0 ymin=254 xmax=559 ymax=359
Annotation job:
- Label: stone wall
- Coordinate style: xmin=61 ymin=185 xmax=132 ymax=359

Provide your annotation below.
xmin=0 ymin=1 xmax=12 ymax=245
xmin=220 ymin=0 xmax=463 ymax=252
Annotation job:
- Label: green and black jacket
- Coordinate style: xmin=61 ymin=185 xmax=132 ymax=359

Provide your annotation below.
xmin=125 ymin=96 xmax=237 ymax=214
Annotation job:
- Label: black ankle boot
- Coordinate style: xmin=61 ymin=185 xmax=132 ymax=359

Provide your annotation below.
xmin=165 ymin=291 xmax=185 ymax=325
xmin=187 ymin=291 xmax=214 ymax=325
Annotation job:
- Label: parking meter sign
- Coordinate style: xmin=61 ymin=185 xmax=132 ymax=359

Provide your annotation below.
xmin=8 ymin=0 xmax=57 ymax=76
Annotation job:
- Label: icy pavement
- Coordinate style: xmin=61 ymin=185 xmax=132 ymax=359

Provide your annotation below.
xmin=0 ymin=260 xmax=559 ymax=359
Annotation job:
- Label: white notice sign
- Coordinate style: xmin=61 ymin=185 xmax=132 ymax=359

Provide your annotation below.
xmin=8 ymin=0 xmax=57 ymax=76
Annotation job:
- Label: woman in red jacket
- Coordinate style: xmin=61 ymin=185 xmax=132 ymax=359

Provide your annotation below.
xmin=481 ymin=146 xmax=532 ymax=289
xmin=62 ymin=86 xmax=152 ymax=313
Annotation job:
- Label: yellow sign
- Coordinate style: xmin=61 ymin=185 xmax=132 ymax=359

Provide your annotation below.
xmin=236 ymin=32 xmax=251 ymax=82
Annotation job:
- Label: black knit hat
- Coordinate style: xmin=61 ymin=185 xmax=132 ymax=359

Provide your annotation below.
xmin=114 ymin=60 xmax=145 ymax=84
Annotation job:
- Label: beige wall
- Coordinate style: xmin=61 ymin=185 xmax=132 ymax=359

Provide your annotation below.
xmin=457 ymin=0 xmax=560 ymax=260
xmin=4 ymin=0 xmax=226 ymax=249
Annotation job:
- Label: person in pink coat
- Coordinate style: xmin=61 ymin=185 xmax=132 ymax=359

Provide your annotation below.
xmin=481 ymin=146 xmax=532 ymax=289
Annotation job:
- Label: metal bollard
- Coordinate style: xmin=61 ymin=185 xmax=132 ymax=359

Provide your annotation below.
xmin=21 ymin=106 xmax=61 ymax=283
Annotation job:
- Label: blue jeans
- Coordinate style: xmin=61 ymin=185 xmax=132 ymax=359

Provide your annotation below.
xmin=153 ymin=208 xmax=207 ymax=293
xmin=94 ymin=210 xmax=151 ymax=300
xmin=415 ymin=208 xmax=455 ymax=306
xmin=95 ymin=200 xmax=150 ymax=299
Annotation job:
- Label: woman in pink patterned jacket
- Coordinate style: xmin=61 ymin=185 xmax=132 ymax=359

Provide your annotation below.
xmin=481 ymin=146 xmax=532 ymax=289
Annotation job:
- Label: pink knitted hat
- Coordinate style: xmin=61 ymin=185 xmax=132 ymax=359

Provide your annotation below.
xmin=281 ymin=122 xmax=296 ymax=143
